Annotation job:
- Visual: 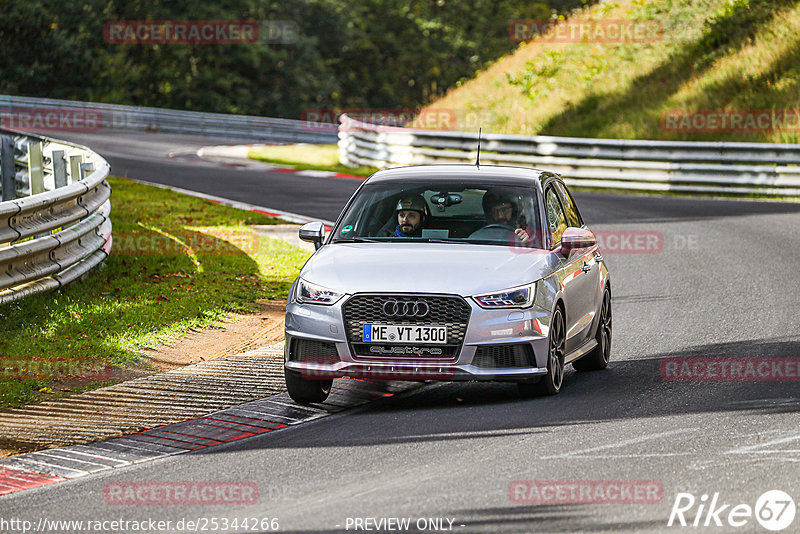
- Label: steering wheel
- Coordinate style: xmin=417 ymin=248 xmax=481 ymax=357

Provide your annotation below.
xmin=482 ymin=224 xmax=516 ymax=231
xmin=469 ymin=223 xmax=519 ymax=240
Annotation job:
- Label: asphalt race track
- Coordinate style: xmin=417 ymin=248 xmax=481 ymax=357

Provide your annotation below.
xmin=48 ymin=129 xmax=363 ymax=222
xmin=2 ymin=130 xmax=799 ymax=533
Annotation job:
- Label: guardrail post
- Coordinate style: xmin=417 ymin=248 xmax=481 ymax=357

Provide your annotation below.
xmin=52 ymin=150 xmax=68 ymax=188
xmin=28 ymin=141 xmax=45 ymax=195
xmin=69 ymin=155 xmax=82 ymax=182
xmin=1 ymin=135 xmax=15 ymax=201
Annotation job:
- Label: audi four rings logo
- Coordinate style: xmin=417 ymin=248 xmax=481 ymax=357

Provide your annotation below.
xmin=382 ymin=300 xmax=430 ymax=317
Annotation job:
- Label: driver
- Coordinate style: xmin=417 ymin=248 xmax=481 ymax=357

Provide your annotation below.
xmin=389 ymin=196 xmax=428 ymax=237
xmin=482 ymin=190 xmax=530 ymax=241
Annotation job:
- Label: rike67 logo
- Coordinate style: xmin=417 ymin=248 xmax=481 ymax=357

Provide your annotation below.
xmin=668 ymin=490 xmax=796 ymax=531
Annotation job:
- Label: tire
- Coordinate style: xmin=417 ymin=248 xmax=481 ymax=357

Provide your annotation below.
xmin=285 ymin=367 xmax=332 ymax=404
xmin=573 ymin=289 xmax=612 ymax=372
xmin=518 ymin=306 xmax=565 ymax=397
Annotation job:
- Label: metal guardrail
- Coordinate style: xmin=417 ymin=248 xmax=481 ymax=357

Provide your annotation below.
xmin=0 ymin=129 xmax=112 ymax=304
xmin=338 ymin=115 xmax=800 ymax=196
xmin=0 ymin=94 xmax=337 ymax=144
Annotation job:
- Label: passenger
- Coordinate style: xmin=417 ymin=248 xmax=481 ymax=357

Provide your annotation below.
xmin=390 ymin=196 xmax=428 ymax=237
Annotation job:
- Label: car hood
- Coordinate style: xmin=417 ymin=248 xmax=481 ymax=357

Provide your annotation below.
xmin=299 ymin=243 xmax=557 ymax=296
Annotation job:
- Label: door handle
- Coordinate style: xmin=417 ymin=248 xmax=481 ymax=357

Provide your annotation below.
xmin=595 ymin=254 xmax=604 ymax=263
xmin=581 ymin=262 xmax=591 ymax=272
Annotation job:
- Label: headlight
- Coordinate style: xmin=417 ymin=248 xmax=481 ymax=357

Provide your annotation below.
xmin=296 ymin=278 xmax=344 ymax=305
xmin=473 ymin=282 xmax=536 ymax=309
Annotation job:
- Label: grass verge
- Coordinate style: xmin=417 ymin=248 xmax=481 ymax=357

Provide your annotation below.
xmin=248 ymin=143 xmax=378 ymax=177
xmin=0 ymin=177 xmax=312 ymax=409
xmin=422 ymin=0 xmax=800 ymax=143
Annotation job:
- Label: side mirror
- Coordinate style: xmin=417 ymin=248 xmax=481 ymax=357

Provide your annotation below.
xmin=560 ymin=227 xmax=596 ymax=255
xmin=299 ymin=221 xmax=325 ymax=250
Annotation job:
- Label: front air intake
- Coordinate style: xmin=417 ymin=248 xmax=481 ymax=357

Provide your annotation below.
xmin=472 ymin=344 xmax=535 ymax=368
xmin=289 ymin=339 xmax=340 ymax=364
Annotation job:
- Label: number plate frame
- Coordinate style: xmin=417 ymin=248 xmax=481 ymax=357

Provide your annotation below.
xmin=363 ymin=324 xmax=447 ymax=344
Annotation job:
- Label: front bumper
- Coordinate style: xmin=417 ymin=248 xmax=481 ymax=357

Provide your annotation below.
xmin=284 ymin=359 xmax=547 ymax=381
xmin=285 ymin=292 xmax=552 ymax=382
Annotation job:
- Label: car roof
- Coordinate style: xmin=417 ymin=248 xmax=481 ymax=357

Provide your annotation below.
xmin=366 ymin=164 xmax=556 ymax=188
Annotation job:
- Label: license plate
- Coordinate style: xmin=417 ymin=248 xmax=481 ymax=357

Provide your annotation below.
xmin=363 ymin=324 xmax=447 ymax=344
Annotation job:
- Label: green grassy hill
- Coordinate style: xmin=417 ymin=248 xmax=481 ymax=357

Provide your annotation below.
xmin=420 ymin=0 xmax=800 ymax=143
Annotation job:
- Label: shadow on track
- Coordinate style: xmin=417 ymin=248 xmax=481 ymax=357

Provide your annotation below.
xmin=191 ymin=337 xmax=800 ymax=454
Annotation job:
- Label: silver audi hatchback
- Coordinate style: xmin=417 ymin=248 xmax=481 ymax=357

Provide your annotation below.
xmin=284 ymin=165 xmax=611 ymax=403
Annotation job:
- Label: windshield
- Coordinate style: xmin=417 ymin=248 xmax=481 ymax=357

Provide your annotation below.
xmin=331 ymin=180 xmax=543 ymax=248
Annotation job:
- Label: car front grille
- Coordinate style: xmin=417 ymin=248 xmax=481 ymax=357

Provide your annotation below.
xmin=472 ymin=344 xmax=535 ymax=369
xmin=342 ymin=294 xmax=471 ymax=360
xmin=289 ymin=339 xmax=340 ymax=365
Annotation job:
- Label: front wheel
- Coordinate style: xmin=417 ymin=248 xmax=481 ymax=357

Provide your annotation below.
xmin=285 ymin=368 xmax=332 ymax=404
xmin=573 ymin=289 xmax=612 ymax=372
xmin=519 ymin=307 xmax=565 ymax=397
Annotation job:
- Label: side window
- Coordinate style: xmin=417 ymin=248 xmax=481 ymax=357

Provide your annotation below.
xmin=544 ymin=186 xmax=568 ymax=246
xmin=555 ymin=182 xmax=582 ymax=228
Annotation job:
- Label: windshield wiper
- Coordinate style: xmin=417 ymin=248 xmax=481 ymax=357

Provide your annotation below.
xmin=416 ymin=238 xmax=464 ymax=244
xmin=331 ymin=237 xmax=385 ymax=243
